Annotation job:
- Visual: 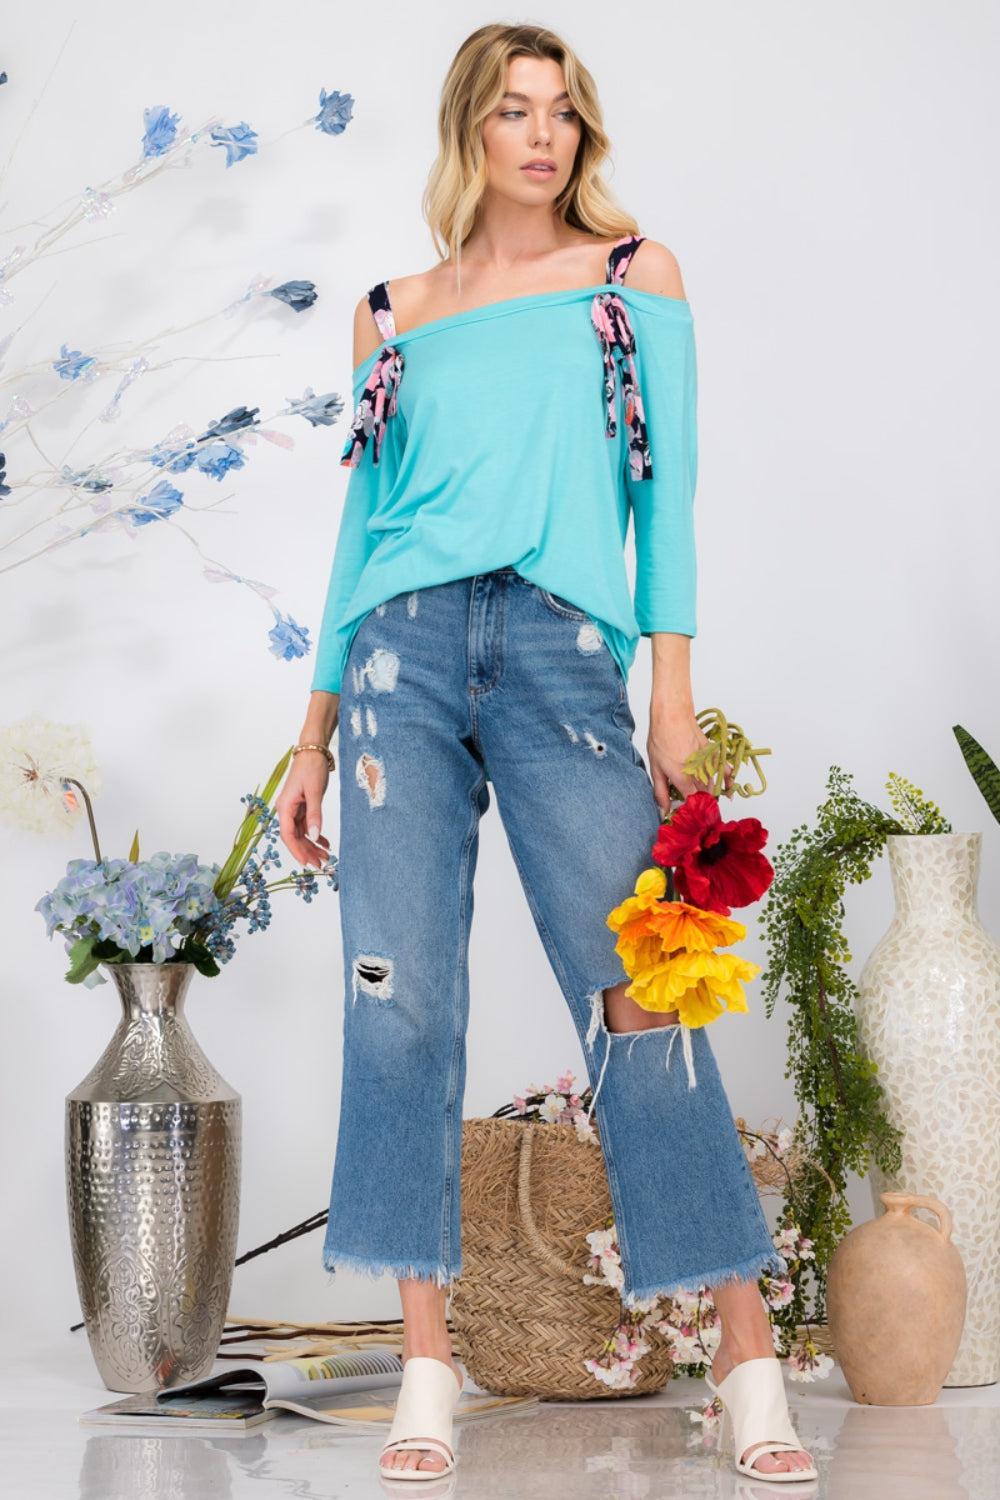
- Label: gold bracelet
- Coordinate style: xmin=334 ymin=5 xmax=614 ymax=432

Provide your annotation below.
xmin=292 ymin=742 xmax=335 ymax=771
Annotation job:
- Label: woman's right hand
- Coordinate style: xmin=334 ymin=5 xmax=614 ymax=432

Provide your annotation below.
xmin=277 ymin=747 xmax=334 ymax=870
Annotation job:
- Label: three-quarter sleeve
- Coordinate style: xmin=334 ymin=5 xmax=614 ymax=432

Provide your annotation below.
xmin=625 ymin=306 xmax=698 ymax=637
xmin=309 ymin=407 xmax=402 ymax=693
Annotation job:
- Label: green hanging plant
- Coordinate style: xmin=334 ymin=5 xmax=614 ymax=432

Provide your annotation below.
xmin=755 ymin=764 xmax=952 ymax=1323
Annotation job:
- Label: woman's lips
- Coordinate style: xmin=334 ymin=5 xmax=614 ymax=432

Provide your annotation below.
xmin=522 ymin=164 xmax=556 ymax=175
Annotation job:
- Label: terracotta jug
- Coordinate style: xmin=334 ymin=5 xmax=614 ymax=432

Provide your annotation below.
xmin=825 ymin=1192 xmax=966 ymax=1404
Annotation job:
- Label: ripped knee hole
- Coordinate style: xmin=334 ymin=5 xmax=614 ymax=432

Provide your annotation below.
xmin=601 ymin=986 xmax=679 ymax=1034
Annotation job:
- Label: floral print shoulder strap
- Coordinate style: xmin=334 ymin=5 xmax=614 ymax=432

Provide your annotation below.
xmin=590 ymin=234 xmax=654 ymax=482
xmin=605 ymin=233 xmax=646 ymax=286
xmin=339 ymin=279 xmax=404 ymax=469
xmin=366 ymin=280 xmax=397 ymax=342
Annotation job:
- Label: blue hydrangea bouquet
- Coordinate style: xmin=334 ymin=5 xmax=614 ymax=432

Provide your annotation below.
xmin=25 ymin=731 xmax=339 ymax=988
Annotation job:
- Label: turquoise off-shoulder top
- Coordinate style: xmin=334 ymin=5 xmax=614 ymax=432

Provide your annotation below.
xmin=309 ymin=233 xmax=698 ymax=695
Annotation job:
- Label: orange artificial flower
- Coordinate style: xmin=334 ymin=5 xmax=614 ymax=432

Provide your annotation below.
xmin=605 ymin=866 xmax=761 ymax=1029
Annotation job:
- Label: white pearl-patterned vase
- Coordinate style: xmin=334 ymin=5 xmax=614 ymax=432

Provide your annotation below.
xmin=856 ymin=832 xmax=1000 ymax=1386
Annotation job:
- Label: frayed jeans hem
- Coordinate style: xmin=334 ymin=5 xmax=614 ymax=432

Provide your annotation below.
xmin=323 ymin=1245 xmax=459 ymax=1289
xmin=622 ymin=1246 xmax=788 ymax=1308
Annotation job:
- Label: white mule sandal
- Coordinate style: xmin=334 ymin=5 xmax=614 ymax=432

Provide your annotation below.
xmin=378 ymin=1355 xmax=463 ymax=1480
xmin=704 ymin=1356 xmax=818 ymax=1483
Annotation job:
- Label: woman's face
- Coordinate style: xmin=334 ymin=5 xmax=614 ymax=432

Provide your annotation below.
xmin=480 ymin=54 xmax=582 ymax=207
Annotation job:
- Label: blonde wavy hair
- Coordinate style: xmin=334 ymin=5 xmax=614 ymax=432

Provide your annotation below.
xmin=422 ymin=22 xmax=639 ymax=285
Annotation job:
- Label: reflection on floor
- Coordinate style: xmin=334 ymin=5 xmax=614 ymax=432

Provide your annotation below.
xmin=3 ymin=1330 xmax=998 ymax=1499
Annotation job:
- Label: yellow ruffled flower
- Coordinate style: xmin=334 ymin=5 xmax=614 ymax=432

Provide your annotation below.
xmin=606 ymin=867 xmax=761 ymax=1028
xmin=626 ymin=949 xmax=761 ymax=1028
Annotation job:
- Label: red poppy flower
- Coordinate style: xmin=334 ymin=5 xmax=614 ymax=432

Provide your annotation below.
xmin=651 ymin=790 xmax=773 ymax=917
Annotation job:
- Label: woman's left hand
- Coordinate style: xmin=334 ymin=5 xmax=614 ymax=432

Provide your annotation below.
xmin=647 ymin=704 xmax=733 ymax=819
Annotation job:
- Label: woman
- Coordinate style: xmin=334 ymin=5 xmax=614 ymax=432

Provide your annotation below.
xmin=277 ymin=21 xmax=817 ymax=1486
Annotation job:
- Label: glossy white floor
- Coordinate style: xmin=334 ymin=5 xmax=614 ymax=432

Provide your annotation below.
xmin=3 ymin=1327 xmax=999 ymax=1499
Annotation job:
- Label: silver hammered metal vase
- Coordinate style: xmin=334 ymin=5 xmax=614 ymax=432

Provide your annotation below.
xmin=856 ymin=832 xmax=1000 ymax=1387
xmin=65 ymin=962 xmax=241 ymax=1393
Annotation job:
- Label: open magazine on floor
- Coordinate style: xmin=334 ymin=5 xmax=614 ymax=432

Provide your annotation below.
xmin=80 ymin=1346 xmax=538 ymax=1432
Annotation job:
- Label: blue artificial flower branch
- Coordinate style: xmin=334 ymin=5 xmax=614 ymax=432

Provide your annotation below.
xmin=35 ymin=747 xmax=338 ymax=986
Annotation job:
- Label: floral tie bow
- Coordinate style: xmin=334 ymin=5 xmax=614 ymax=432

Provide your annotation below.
xmin=340 ymin=346 xmax=405 ymax=469
xmin=591 ymin=291 xmax=653 ymax=482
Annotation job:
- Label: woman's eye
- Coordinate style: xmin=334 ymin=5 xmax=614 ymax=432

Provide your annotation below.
xmin=499 ymin=109 xmax=578 ymax=121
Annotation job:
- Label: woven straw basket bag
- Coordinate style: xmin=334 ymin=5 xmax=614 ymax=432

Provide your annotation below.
xmin=449 ymin=1115 xmax=674 ymax=1399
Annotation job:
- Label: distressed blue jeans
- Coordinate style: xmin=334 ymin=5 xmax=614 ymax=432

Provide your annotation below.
xmin=323 ymin=567 xmax=786 ymax=1304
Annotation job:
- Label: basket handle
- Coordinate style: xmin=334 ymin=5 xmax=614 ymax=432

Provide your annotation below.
xmin=517 ymin=1123 xmax=592 ymax=1281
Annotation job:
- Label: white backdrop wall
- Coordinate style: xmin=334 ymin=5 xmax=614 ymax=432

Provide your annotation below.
xmin=2 ymin=1 xmax=997 ymax=1337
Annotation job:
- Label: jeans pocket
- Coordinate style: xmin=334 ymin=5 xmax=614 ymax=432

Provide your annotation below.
xmin=537 ymin=587 xmax=590 ymax=623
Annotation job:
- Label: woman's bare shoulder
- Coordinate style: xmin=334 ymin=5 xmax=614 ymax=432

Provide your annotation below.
xmin=621 ymin=237 xmax=687 ymax=300
xmin=349 ymin=264 xmax=442 ymax=364
xmin=384 ymin=264 xmax=457 ymax=334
